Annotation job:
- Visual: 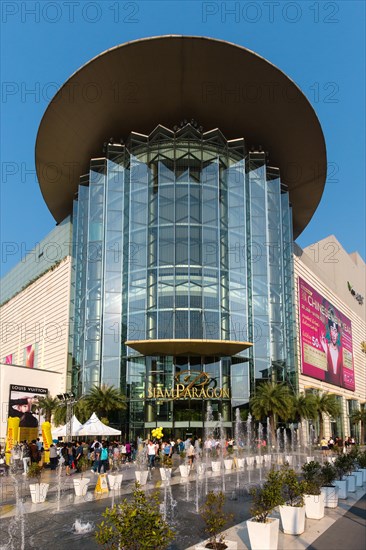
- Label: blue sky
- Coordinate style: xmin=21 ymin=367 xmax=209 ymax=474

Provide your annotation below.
xmin=1 ymin=0 xmax=365 ymax=277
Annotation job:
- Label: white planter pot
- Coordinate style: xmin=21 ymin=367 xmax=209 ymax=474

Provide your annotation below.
xmin=108 ymin=473 xmax=123 ymax=490
xmin=211 ymin=461 xmax=221 ymax=472
xmin=354 ymin=470 xmax=363 ymax=487
xmin=159 ymin=468 xmax=172 ymax=481
xmin=29 ymin=483 xmax=49 ymax=504
xmin=359 ymin=468 xmax=366 ymax=483
xmin=345 ymin=474 xmax=356 ymax=492
xmin=255 ymin=455 xmax=263 ymax=465
xmin=179 ymin=464 xmax=190 ymax=478
xmin=321 ymin=486 xmax=339 ymax=508
xmin=247 ymin=517 xmax=279 ymax=550
xmin=73 ymin=478 xmax=90 ymax=497
xmin=327 ymin=456 xmax=336 ymax=463
xmin=197 ymin=463 xmax=206 ymax=476
xmin=306 ymin=456 xmax=314 ymax=463
xmin=334 ymin=479 xmax=347 ymax=499
xmin=224 ymin=459 xmax=233 ymax=470
xmin=246 ymin=457 xmax=255 ymax=467
xmin=195 ymin=540 xmax=238 ymax=550
xmin=135 ymin=470 xmax=148 ymax=485
xmin=285 ymin=455 xmax=293 ymax=465
xmin=304 ymin=493 xmax=325 ymax=519
xmin=279 ymin=505 xmax=306 ymax=535
xmin=236 ymin=458 xmax=245 ymax=469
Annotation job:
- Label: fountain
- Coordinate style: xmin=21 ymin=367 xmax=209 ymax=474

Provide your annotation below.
xmin=257 ymin=422 xmax=263 ymax=482
xmin=72 ymin=519 xmax=94 ymax=534
xmin=246 ymin=413 xmax=253 ymax=483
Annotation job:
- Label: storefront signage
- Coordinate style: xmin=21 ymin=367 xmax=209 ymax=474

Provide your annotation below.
xmin=147 ymin=370 xmax=231 ymax=399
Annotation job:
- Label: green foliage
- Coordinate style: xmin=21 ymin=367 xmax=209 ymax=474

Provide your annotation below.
xmin=249 ymin=469 xmax=283 ymax=523
xmin=250 ymin=382 xmax=292 ymax=442
xmin=227 ymin=446 xmax=234 ymax=455
xmin=312 ymin=392 xmax=341 ymax=436
xmin=290 ymin=393 xmax=317 ymax=423
xmin=37 ymin=394 xmax=60 ymax=422
xmin=161 ymin=455 xmax=173 ymax=468
xmin=349 ymin=405 xmax=366 ymax=444
xmin=320 ymin=462 xmax=337 ymax=486
xmin=199 ymin=491 xmax=233 ymax=549
xmin=76 ymin=456 xmax=91 ymax=477
xmin=84 ymin=384 xmax=127 ymax=421
xmin=95 ymin=482 xmax=175 ymax=550
xmin=27 ymin=463 xmax=43 ymax=481
xmin=280 ymin=465 xmax=306 ymax=507
xmin=334 ymin=454 xmax=350 ymax=480
xmin=301 ymin=461 xmax=322 ymax=495
xmin=357 ymin=450 xmax=366 ymax=469
xmin=179 ymin=451 xmax=186 ymax=461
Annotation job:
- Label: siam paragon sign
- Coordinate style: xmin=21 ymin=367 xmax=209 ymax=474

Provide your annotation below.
xmin=147 ymin=371 xmax=231 ymax=399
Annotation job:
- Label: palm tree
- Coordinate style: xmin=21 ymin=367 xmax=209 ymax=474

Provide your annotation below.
xmin=250 ymin=381 xmax=293 ymax=442
xmin=37 ymin=394 xmax=60 ymax=422
xmin=312 ymin=392 xmax=341 ymax=438
xmin=83 ymin=384 xmax=127 ymax=420
xmin=290 ymin=393 xmax=317 ymax=424
xmin=52 ymin=398 xmax=90 ymax=426
xmin=350 ymin=405 xmax=366 ymax=444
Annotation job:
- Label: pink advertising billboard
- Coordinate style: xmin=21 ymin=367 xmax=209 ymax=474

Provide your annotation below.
xmin=298 ymin=277 xmax=355 ymax=391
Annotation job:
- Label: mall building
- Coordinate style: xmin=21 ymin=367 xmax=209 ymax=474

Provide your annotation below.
xmin=1 ymin=37 xmax=365 ymax=441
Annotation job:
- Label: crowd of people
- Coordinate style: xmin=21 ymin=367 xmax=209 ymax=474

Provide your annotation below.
xmin=320 ymin=435 xmax=357 ymax=456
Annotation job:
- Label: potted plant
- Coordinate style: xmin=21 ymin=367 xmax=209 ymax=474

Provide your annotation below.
xmin=73 ymin=455 xmax=91 ymax=496
xmin=349 ymin=448 xmax=363 ymax=487
xmin=320 ymin=462 xmax=339 ymax=508
xmin=343 ymin=453 xmax=357 ymax=492
xmin=301 ymin=461 xmax=325 ymax=519
xmin=107 ymin=457 xmax=123 ymax=490
xmin=356 ymin=450 xmax=366 ymax=483
xmin=160 ymin=454 xmax=173 ymax=481
xmin=95 ymin=482 xmax=175 ymax=549
xmin=224 ymin=447 xmax=234 ymax=470
xmin=179 ymin=451 xmax=190 ymax=478
xmin=134 ymin=448 xmax=149 ymax=486
xmin=211 ymin=449 xmax=221 ymax=473
xmin=246 ymin=469 xmax=282 ymax=550
xmin=27 ymin=463 xmax=49 ymax=503
xmin=196 ymin=491 xmax=236 ymax=549
xmin=235 ymin=446 xmax=245 ymax=470
xmin=278 ymin=465 xmax=307 ymax=535
xmin=333 ymin=454 xmax=349 ymax=499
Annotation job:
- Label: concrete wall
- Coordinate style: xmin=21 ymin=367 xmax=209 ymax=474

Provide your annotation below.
xmin=0 ymin=257 xmax=72 ymax=391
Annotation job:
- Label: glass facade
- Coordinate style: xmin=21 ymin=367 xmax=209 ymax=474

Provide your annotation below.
xmin=71 ymin=124 xmax=295 ymax=439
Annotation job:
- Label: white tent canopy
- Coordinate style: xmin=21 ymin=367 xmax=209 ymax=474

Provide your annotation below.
xmin=77 ymin=413 xmax=121 ymax=436
xmin=52 ymin=415 xmax=83 ymax=438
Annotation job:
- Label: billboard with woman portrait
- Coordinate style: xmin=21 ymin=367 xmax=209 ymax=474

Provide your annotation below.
xmin=298 ymin=277 xmax=355 ymax=391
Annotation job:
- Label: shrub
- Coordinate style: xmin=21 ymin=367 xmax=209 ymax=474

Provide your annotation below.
xmin=320 ymin=462 xmax=337 ymax=486
xmin=357 ymin=450 xmax=366 ymax=469
xmin=95 ymin=482 xmax=175 ymax=550
xmin=334 ymin=454 xmax=349 ymax=480
xmin=199 ymin=491 xmax=233 ymax=549
xmin=249 ymin=468 xmax=283 ymax=523
xmin=280 ymin=465 xmax=306 ymax=507
xmin=301 ymin=461 xmax=322 ymax=495
xmin=27 ymin=463 xmax=42 ymax=481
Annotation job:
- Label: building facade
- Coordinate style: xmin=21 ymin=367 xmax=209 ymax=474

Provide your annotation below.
xmin=70 ymin=126 xmax=296 ymax=438
xmin=4 ymin=36 xmax=342 ymax=440
xmin=294 ymin=237 xmax=366 ymax=441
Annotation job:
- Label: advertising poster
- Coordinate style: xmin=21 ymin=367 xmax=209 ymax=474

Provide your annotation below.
xmin=8 ymin=384 xmax=48 ymax=441
xmin=24 ymin=344 xmax=37 ymax=368
xmin=298 ymin=277 xmax=355 ymax=391
xmin=3 ymin=354 xmax=13 ymax=364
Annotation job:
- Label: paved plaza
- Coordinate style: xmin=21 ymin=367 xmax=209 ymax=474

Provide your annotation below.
xmin=1 ymin=456 xmax=365 ymax=550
